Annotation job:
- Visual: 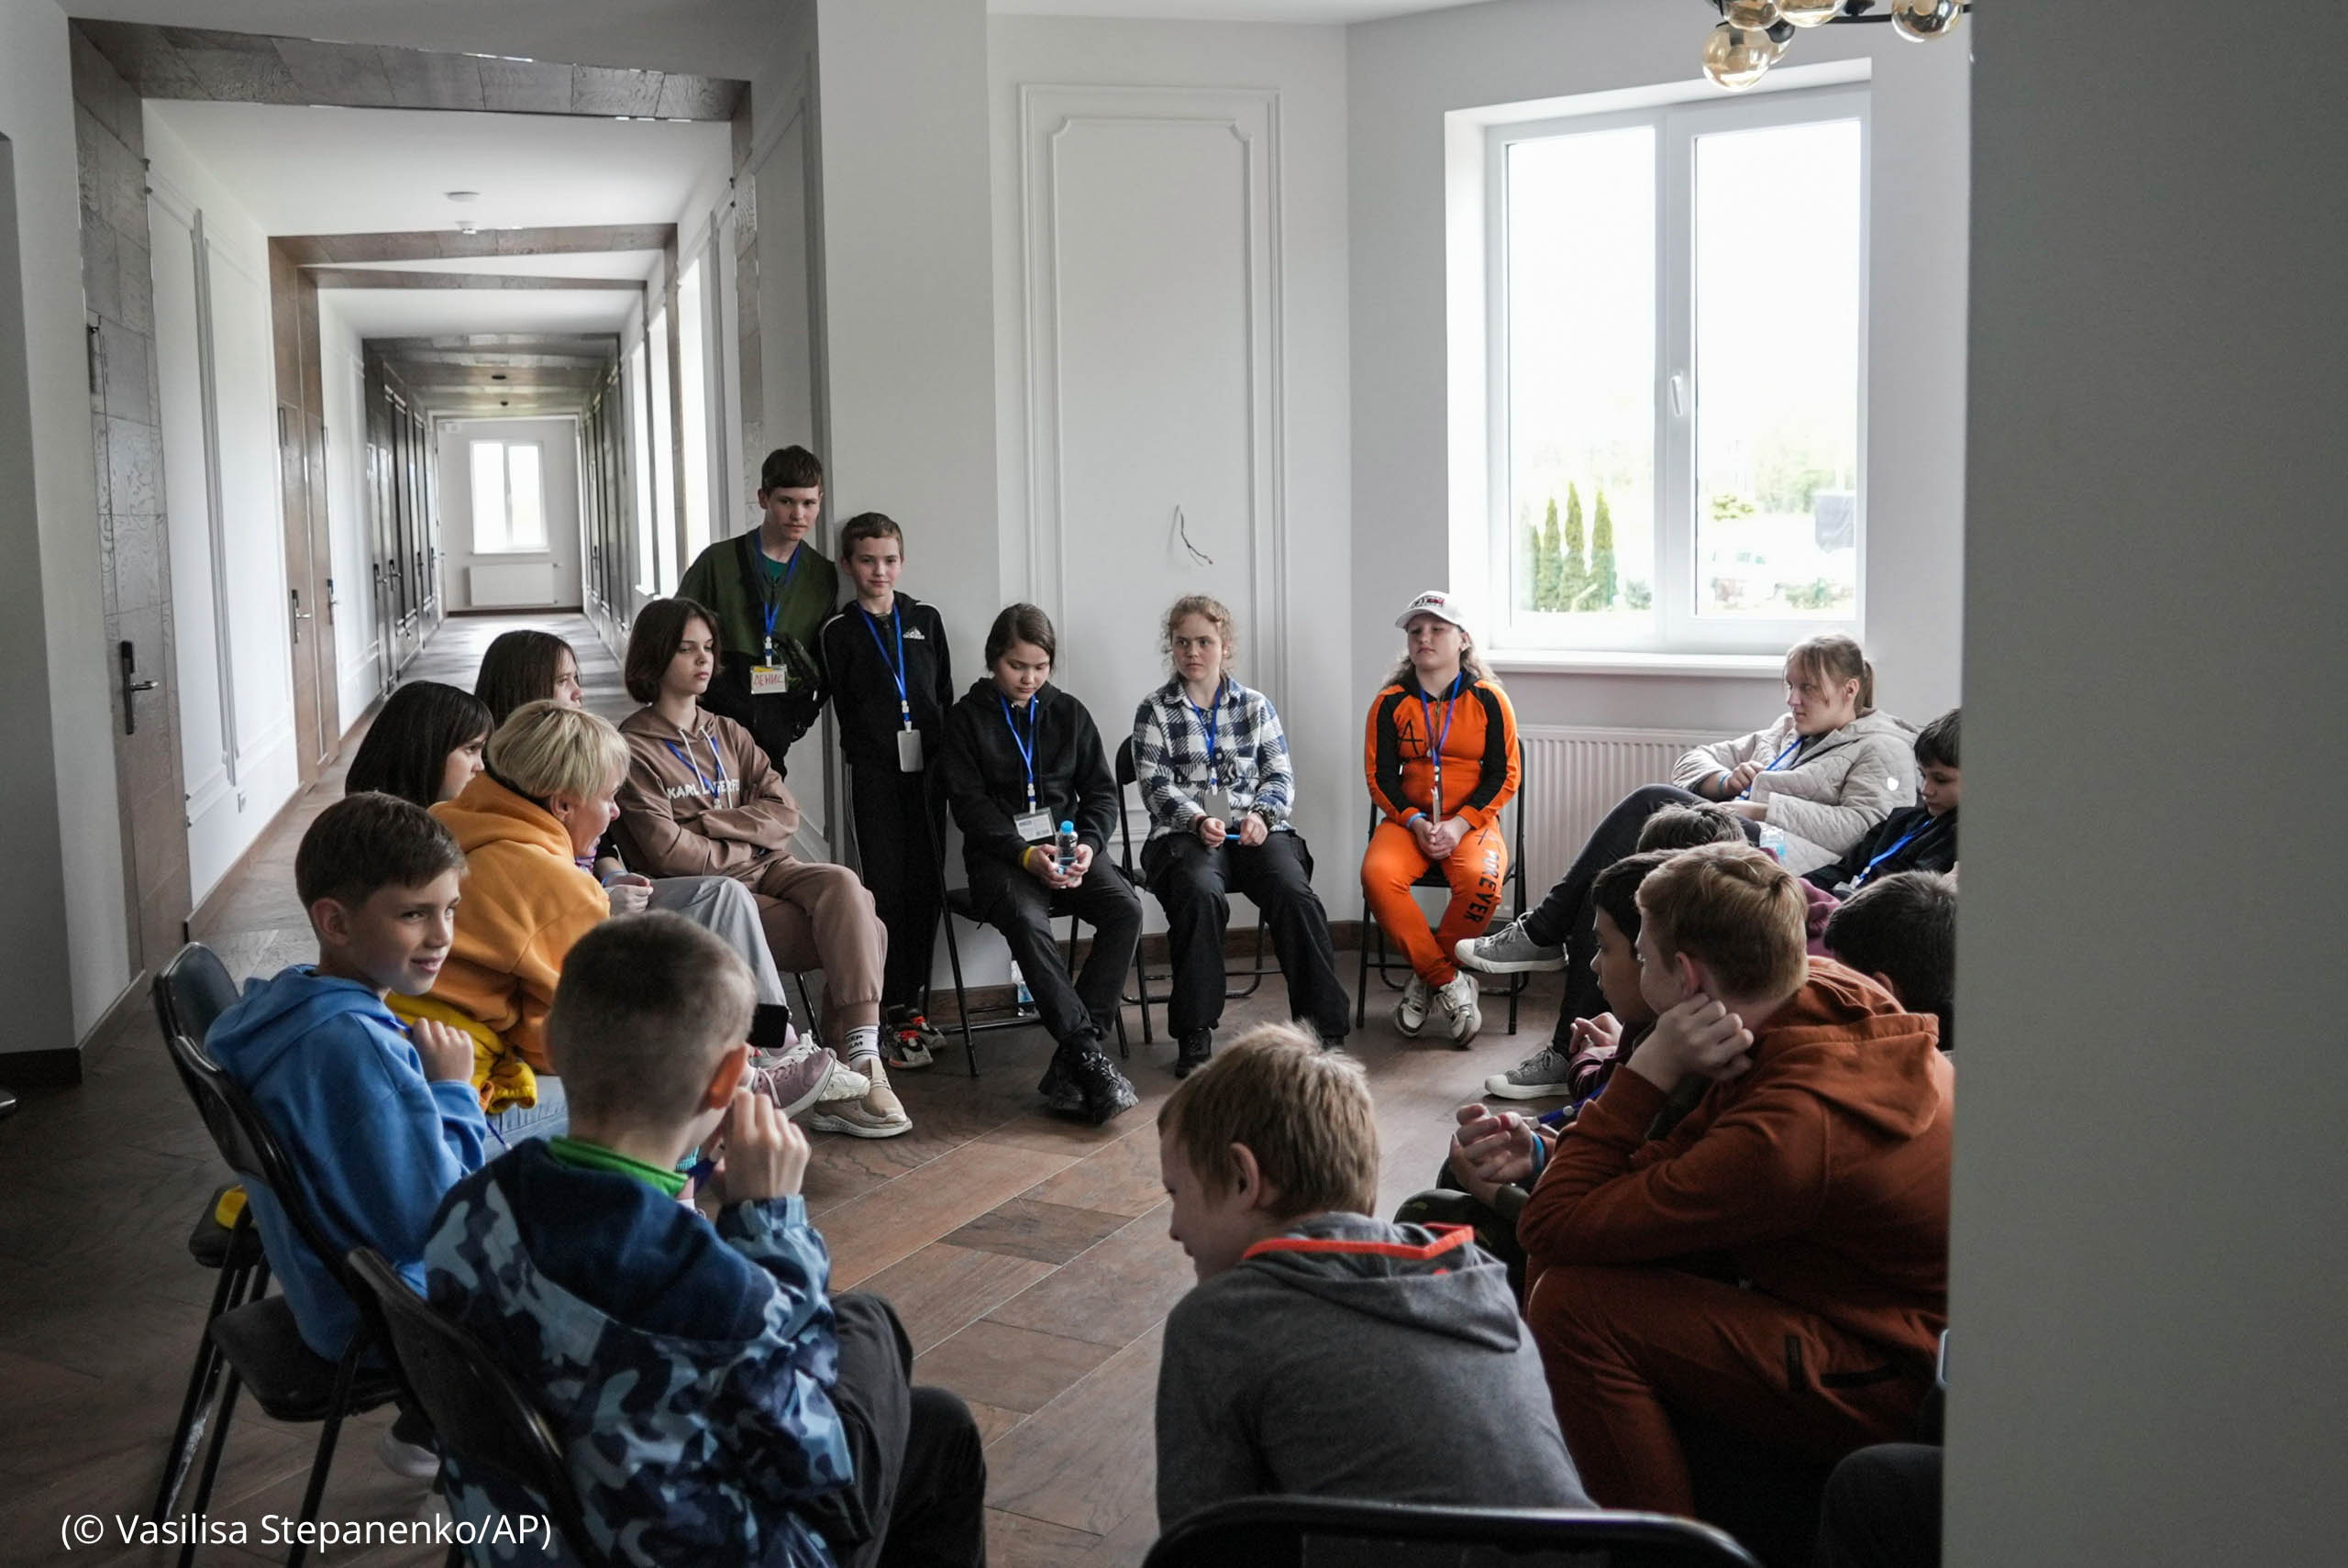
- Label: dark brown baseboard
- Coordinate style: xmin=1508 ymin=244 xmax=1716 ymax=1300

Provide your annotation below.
xmin=7 ymin=967 xmax=153 ymax=1086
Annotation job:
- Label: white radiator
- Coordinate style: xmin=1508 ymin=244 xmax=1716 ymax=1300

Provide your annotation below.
xmin=1515 ymin=725 xmax=1717 ymax=892
xmin=468 ymin=562 xmax=559 ymax=607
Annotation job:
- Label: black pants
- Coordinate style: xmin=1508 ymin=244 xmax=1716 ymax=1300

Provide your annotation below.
xmin=969 ymin=854 xmax=1142 ymax=1047
xmin=1523 ymin=784 xmax=1760 ymax=1030
xmin=1814 ymin=1443 xmax=1942 ymax=1568
xmin=1141 ymin=831 xmax=1349 ymax=1041
xmin=852 ymin=763 xmax=946 ymax=1014
xmin=811 ymin=1292 xmax=989 ymax=1568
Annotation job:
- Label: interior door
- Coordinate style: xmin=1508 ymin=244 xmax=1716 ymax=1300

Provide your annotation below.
xmin=276 ymin=402 xmax=323 ymax=784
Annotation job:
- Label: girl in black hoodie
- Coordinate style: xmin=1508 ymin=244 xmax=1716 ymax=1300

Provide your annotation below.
xmin=936 ymin=604 xmax=1140 ymax=1123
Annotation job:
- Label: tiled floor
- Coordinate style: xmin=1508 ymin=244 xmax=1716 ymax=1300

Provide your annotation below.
xmin=0 ymin=611 xmax=1570 ymax=1566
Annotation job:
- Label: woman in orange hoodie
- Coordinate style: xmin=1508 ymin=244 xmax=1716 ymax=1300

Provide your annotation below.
xmin=1360 ymin=591 xmax=1521 ymax=1047
xmin=417 ymin=701 xmax=859 ymax=1141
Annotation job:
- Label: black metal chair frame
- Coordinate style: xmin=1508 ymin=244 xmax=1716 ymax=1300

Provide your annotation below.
xmin=151 ymin=946 xmax=271 ymax=1522
xmin=344 ymin=1248 xmax=615 ymax=1568
xmin=1143 ymin=1494 xmax=1761 ymax=1568
xmin=158 ymin=944 xmax=403 ymax=1568
xmin=925 ymin=770 xmax=1132 ymax=1077
xmin=1111 ymin=735 xmax=1279 ymax=1047
xmin=1354 ymin=765 xmax=1531 ymax=1036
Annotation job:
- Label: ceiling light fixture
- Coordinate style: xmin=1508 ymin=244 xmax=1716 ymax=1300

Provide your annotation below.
xmin=1700 ymin=0 xmax=1968 ymax=91
xmin=445 ymin=190 xmax=480 ymax=203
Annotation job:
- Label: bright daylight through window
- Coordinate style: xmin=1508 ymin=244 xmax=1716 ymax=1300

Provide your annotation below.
xmin=469 ymin=440 xmax=547 ymax=555
xmin=1493 ymin=87 xmax=1866 ymax=654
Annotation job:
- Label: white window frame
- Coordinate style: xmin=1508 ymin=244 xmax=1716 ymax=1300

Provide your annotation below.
xmin=467 ymin=438 xmax=548 ymax=556
xmin=1484 ymin=83 xmax=1871 ymax=658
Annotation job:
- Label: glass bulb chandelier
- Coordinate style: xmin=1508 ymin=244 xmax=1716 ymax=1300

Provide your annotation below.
xmin=1702 ymin=0 xmax=1969 ymax=91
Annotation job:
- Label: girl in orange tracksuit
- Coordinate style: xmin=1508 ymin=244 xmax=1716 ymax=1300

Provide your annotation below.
xmin=1361 ymin=591 xmax=1521 ymax=1045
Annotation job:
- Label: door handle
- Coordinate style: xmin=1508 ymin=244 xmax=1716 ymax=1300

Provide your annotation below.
xmin=290 ymin=588 xmax=311 ymax=645
xmin=119 ymin=640 xmax=158 ymax=735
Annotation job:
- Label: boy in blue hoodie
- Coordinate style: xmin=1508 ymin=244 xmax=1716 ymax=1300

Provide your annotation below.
xmin=205 ymin=791 xmax=485 ymax=1366
xmin=426 ymin=912 xmax=985 ymax=1567
xmin=1153 ymin=1025 xmax=1589 ymax=1533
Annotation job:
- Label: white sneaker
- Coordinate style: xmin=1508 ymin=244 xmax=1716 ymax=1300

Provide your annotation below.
xmin=1394 ymin=975 xmax=1432 ymax=1037
xmin=1436 ymin=973 xmax=1483 ymax=1047
xmin=751 ymin=1038 xmax=869 ymax=1118
xmin=377 ymin=1429 xmax=439 ymax=1484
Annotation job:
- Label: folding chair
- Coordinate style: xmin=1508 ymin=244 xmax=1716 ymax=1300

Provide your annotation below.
xmin=1112 ymin=735 xmax=1277 ymax=1046
xmin=1355 ymin=759 xmax=1531 ymax=1035
xmin=928 ymin=770 xmax=1132 ymax=1077
xmin=159 ymin=950 xmax=404 ymax=1567
xmin=150 ymin=946 xmax=271 ymax=1520
xmin=1143 ymin=1495 xmax=1761 ymax=1568
xmin=345 ymin=1249 xmax=615 ymax=1568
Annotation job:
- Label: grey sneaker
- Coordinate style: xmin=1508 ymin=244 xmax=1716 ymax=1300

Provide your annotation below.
xmin=1394 ymin=975 xmax=1432 ymax=1037
xmin=752 ymin=1039 xmax=869 ymax=1118
xmin=1455 ymin=917 xmax=1566 ymax=975
xmin=805 ymin=1091 xmax=913 ymax=1139
xmin=1485 ymin=1042 xmax=1575 ymax=1100
xmin=1436 ymin=972 xmax=1483 ymax=1047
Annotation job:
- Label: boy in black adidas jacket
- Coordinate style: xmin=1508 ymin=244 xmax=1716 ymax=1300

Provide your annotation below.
xmin=817 ymin=513 xmax=956 ymax=1070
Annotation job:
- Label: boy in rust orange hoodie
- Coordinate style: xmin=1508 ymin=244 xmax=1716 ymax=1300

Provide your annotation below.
xmin=1507 ymin=842 xmax=1951 ymax=1517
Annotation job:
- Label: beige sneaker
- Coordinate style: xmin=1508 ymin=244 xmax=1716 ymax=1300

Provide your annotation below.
xmin=806 ymin=1057 xmax=913 ymax=1139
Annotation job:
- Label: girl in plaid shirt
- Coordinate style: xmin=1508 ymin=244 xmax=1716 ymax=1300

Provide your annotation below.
xmin=1132 ymin=596 xmax=1350 ymax=1077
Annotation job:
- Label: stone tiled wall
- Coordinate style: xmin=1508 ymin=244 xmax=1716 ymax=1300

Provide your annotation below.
xmin=72 ymin=23 xmax=189 ymax=976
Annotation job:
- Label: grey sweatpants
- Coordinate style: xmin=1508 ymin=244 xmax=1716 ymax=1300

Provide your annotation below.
xmin=648 ymin=874 xmax=792 ymax=1008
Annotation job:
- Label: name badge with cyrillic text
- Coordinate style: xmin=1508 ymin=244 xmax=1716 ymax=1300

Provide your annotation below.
xmin=1013 ymin=810 xmax=1055 ymax=843
xmin=750 ymin=664 xmax=791 ymax=696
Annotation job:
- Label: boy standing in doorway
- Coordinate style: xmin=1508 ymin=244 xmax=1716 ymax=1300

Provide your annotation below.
xmin=680 ymin=446 xmax=837 ymax=776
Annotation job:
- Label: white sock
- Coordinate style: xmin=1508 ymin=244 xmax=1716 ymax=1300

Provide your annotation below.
xmin=844 ymin=1024 xmax=880 ymax=1065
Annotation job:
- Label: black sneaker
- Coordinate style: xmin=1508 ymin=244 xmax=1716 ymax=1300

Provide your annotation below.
xmin=1062 ymin=1038 xmax=1138 ymax=1125
xmin=1173 ymin=1029 xmax=1213 ymax=1078
xmin=1036 ymin=1055 xmax=1085 ymax=1116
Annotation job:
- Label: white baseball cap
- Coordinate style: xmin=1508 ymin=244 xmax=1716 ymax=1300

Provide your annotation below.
xmin=1394 ymin=590 xmax=1470 ymax=633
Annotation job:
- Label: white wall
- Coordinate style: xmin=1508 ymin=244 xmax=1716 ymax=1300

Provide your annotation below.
xmin=145 ymin=109 xmax=300 ymax=905
xmin=0 ymin=0 xmax=129 ymax=1046
xmin=1347 ymin=0 xmax=1968 ymax=741
xmin=434 ymin=416 xmax=584 ymax=611
xmin=316 ymin=294 xmax=381 ymax=726
xmin=989 ymin=15 xmax=1354 ymax=924
xmin=1949 ymin=3 xmax=2348 ymax=1562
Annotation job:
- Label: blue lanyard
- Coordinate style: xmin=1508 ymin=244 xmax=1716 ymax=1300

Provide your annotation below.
xmin=1419 ymin=673 xmax=1464 ymax=802
xmin=1186 ymin=679 xmax=1224 ymax=776
xmin=1737 ymin=734 xmax=1809 ymax=800
xmin=863 ymin=604 xmax=913 ymax=729
xmin=759 ymin=549 xmax=801 ymax=652
xmin=663 ymin=734 xmax=727 ymax=800
xmin=1853 ymin=821 xmax=1931 ymax=889
xmin=1000 ymin=692 xmax=1041 ymax=811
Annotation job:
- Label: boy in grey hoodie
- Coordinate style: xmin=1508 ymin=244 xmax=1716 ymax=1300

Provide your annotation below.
xmin=1153 ymin=1025 xmax=1589 ymax=1532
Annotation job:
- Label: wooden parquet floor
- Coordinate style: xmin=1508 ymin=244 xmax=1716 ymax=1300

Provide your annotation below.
xmin=0 ymin=612 xmax=1568 ymax=1566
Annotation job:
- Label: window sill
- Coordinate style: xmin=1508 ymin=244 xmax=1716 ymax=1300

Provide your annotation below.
xmin=1488 ymin=649 xmax=1786 ymax=679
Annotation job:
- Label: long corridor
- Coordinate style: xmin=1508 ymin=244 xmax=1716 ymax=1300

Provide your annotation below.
xmin=0 ymin=613 xmax=1559 ymax=1567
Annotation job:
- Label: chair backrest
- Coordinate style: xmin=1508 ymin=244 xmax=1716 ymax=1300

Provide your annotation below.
xmin=159 ymin=993 xmax=357 ymax=1295
xmin=344 ymin=1248 xmax=611 ymax=1568
xmin=1143 ymin=1496 xmax=1760 ymax=1568
xmin=1113 ymin=735 xmax=1142 ymax=876
xmin=155 ymin=943 xmax=241 ymax=1056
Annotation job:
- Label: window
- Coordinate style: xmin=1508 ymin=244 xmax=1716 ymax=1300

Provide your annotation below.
xmin=648 ymin=307 xmax=680 ymax=593
xmin=1489 ymin=85 xmax=1866 ymax=655
xmin=677 ymin=253 xmax=713 ymax=565
xmin=467 ymin=440 xmax=547 ymax=554
xmin=627 ymin=339 xmax=654 ymax=595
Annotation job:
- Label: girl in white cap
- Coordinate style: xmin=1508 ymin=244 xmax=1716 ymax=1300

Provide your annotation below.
xmin=1359 ymin=591 xmax=1521 ymax=1045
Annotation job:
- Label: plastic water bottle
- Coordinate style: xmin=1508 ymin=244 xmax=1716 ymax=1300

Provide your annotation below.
xmin=1056 ymin=821 xmax=1080 ymax=877
xmin=1757 ymin=823 xmax=1788 ymax=862
xmin=1009 ymin=961 xmax=1033 ymax=1008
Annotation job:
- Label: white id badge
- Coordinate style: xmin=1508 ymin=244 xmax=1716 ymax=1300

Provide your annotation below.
xmin=896 ymin=728 xmax=925 ymax=772
xmin=750 ymin=664 xmax=790 ymax=696
xmin=1197 ymin=788 xmax=1234 ymax=823
xmin=1013 ymin=810 xmax=1055 ymax=843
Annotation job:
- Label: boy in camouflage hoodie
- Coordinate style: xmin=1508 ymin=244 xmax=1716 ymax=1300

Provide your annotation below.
xmin=425 ymin=913 xmax=984 ymax=1566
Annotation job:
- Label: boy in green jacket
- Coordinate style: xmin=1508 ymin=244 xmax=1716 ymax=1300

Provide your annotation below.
xmin=678 ymin=445 xmax=838 ymax=776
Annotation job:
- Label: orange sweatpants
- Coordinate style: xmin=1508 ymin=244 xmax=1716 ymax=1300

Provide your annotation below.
xmin=1360 ymin=818 xmax=1508 ymax=988
xmin=1525 ymin=1262 xmax=1930 ymax=1516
